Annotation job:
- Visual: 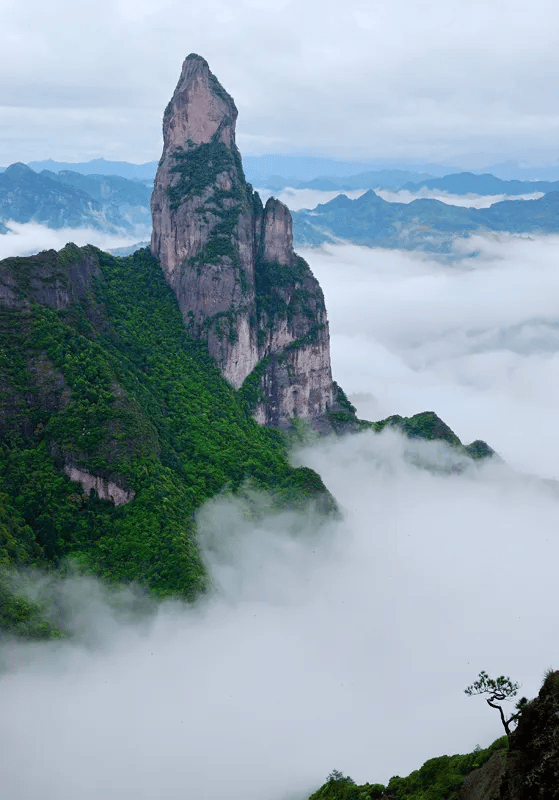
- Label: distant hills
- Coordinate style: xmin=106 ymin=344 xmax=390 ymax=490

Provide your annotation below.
xmin=242 ymin=155 xmax=455 ymax=184
xmin=403 ymin=171 xmax=559 ymax=196
xmin=0 ymin=157 xmax=437 ymax=190
xmin=293 ymin=189 xmax=559 ymax=253
xmin=26 ymin=157 xmax=158 ymax=182
xmin=4 ymin=157 xmax=559 ymax=252
xmin=0 ymin=163 xmax=151 ymax=235
xmin=258 ymin=169 xmax=434 ymax=191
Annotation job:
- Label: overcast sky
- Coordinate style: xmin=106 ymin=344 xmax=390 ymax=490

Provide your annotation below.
xmin=2 ymin=0 xmax=559 ymax=168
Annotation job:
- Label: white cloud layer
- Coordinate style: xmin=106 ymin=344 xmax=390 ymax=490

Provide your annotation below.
xmin=374 ymin=189 xmax=545 ymax=208
xmin=0 ymin=222 xmax=143 ymax=260
xmin=300 ymin=235 xmax=559 ymax=476
xmin=2 ymin=436 xmax=559 ymax=799
xmin=2 ymin=231 xmax=559 ymax=799
xmin=256 ymin=188 xmax=367 ymax=211
xmin=257 ymin=187 xmax=546 ymax=212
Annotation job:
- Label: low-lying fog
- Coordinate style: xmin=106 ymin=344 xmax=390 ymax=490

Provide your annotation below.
xmin=256 ymin=187 xmax=368 ymax=210
xmin=374 ymin=188 xmax=545 ymax=208
xmin=0 ymin=222 xmax=146 ymax=260
xmin=2 ymin=230 xmax=559 ymax=800
xmin=256 ymin=187 xmax=545 ymax=211
xmin=302 ymin=235 xmax=559 ymax=477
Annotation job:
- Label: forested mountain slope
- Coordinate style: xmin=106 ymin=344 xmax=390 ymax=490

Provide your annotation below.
xmin=0 ymin=244 xmax=335 ymax=636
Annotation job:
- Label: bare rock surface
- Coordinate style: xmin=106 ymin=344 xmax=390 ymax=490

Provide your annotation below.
xmin=151 ymin=54 xmax=353 ymax=431
xmin=459 ymin=751 xmax=506 ymax=800
xmin=64 ymin=463 xmax=135 ymax=506
xmin=499 ymin=671 xmax=559 ymax=800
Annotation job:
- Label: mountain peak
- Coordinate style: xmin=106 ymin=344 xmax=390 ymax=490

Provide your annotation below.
xmin=150 ymin=56 xmax=351 ymax=432
xmin=4 ymin=162 xmax=34 ymax=176
xmin=163 ymin=54 xmax=237 ymax=151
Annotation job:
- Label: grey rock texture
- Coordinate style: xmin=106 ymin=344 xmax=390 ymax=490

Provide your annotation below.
xmin=459 ymin=751 xmax=506 ymax=800
xmin=63 ymin=463 xmax=135 ymax=506
xmin=499 ymin=671 xmax=559 ymax=800
xmin=151 ymin=54 xmax=350 ymax=431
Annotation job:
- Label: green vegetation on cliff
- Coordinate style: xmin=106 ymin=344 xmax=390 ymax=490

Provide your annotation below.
xmin=372 ymin=411 xmax=496 ymax=460
xmin=0 ymin=244 xmax=335 ymax=635
xmin=310 ymin=737 xmax=508 ymax=800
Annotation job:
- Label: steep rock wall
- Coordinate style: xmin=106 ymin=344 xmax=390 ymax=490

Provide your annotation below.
xmin=499 ymin=671 xmax=559 ymax=799
xmin=151 ymin=54 xmax=351 ymax=431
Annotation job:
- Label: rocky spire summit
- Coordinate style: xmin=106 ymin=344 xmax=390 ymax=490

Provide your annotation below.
xmin=151 ymin=56 xmax=354 ymax=432
xmin=162 ymin=54 xmax=238 ymax=152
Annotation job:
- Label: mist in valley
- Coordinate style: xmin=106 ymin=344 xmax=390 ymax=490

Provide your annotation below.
xmin=256 ymin=187 xmax=545 ymax=212
xmin=0 ymin=222 xmax=145 ymax=261
xmin=2 ymin=231 xmax=559 ymax=799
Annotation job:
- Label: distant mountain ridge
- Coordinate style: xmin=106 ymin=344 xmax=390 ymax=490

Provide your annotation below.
xmin=258 ymin=169 xmax=434 ymax=191
xmin=404 ymin=171 xmax=559 ymax=196
xmin=0 ymin=155 xmax=453 ymax=186
xmin=293 ymin=189 xmax=559 ymax=253
xmin=27 ymin=157 xmax=158 ymax=181
xmin=0 ymin=163 xmax=151 ymax=235
xmin=3 ymin=158 xmax=559 ymax=250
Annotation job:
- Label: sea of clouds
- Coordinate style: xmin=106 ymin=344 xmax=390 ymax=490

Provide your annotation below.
xmin=256 ymin=187 xmax=545 ymax=211
xmin=1 ymin=229 xmax=559 ymax=800
xmin=0 ymin=222 xmax=144 ymax=260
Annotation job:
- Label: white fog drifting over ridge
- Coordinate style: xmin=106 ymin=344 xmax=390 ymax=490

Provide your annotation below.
xmin=0 ymin=222 xmax=147 ymax=260
xmin=1 ymin=231 xmax=559 ymax=800
xmin=374 ymin=188 xmax=545 ymax=208
xmin=256 ymin=187 xmax=545 ymax=212
xmin=2 ymin=437 xmax=559 ymax=799
xmin=300 ymin=234 xmax=559 ymax=477
xmin=256 ymin=187 xmax=368 ymax=211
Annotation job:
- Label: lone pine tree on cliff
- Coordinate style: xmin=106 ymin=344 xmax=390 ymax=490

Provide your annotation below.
xmin=465 ymin=670 xmax=521 ymax=735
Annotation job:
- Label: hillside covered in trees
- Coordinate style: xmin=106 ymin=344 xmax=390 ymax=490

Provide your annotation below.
xmin=0 ymin=244 xmax=337 ymax=636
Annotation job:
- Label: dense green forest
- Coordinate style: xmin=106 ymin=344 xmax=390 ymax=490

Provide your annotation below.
xmin=0 ymin=243 xmax=495 ymax=640
xmin=0 ymin=244 xmax=335 ymax=637
xmin=309 ymin=736 xmax=508 ymax=800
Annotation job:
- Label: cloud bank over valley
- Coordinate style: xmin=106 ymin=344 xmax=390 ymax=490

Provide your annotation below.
xmin=257 ymin=187 xmax=546 ymax=212
xmin=2 ymin=438 xmax=559 ymax=799
xmin=1 ymin=232 xmax=559 ymax=799
xmin=303 ymin=236 xmax=559 ymax=476
xmin=0 ymin=222 xmax=145 ymax=260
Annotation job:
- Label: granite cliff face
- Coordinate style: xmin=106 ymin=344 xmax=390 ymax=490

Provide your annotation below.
xmin=459 ymin=671 xmax=559 ymax=800
xmin=499 ymin=670 xmax=559 ymax=799
xmin=151 ymin=54 xmax=348 ymax=431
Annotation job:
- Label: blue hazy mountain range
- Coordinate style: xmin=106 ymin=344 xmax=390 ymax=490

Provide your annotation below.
xmin=0 ymin=163 xmax=152 ymax=234
xmin=27 ymin=158 xmax=157 ymax=182
xmin=257 ymin=170 xmax=435 ymax=191
xmin=292 ymin=189 xmax=559 ymax=253
xmin=3 ymin=159 xmax=559 ymax=254
xmin=0 ymin=156 xmax=456 ymax=185
xmin=3 ymin=155 xmax=559 ymax=191
xmin=403 ymin=171 xmax=559 ymax=196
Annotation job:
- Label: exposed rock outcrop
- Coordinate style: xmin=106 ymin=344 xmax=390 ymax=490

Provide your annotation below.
xmin=0 ymin=242 xmax=101 ymax=311
xmin=460 ymin=671 xmax=559 ymax=800
xmin=499 ymin=670 xmax=559 ymax=800
xmin=151 ymin=54 xmax=351 ymax=431
xmin=64 ymin=463 xmax=135 ymax=506
xmin=459 ymin=751 xmax=506 ymax=800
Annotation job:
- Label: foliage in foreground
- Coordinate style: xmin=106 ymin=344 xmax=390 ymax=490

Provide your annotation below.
xmin=309 ymin=736 xmax=508 ymax=800
xmin=465 ymin=670 xmax=521 ymax=735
